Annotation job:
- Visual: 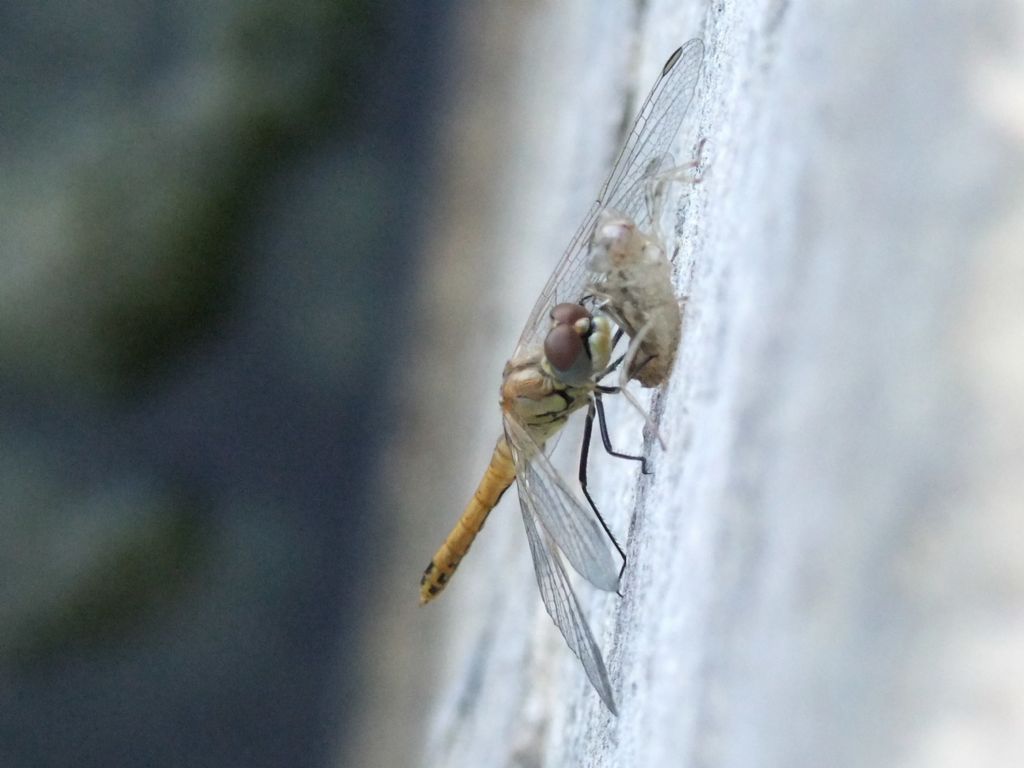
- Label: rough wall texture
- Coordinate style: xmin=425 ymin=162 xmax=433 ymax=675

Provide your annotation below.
xmin=363 ymin=1 xmax=1024 ymax=766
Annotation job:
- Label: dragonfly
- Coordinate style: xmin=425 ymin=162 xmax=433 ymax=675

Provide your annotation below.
xmin=420 ymin=39 xmax=705 ymax=715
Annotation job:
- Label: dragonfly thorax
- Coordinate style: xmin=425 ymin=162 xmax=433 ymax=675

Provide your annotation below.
xmin=500 ymin=305 xmax=611 ymax=434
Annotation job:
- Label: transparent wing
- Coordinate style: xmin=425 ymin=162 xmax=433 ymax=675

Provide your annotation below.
xmin=504 ymin=414 xmax=620 ymax=592
xmin=513 ymin=38 xmax=705 ymax=359
xmin=515 ymin=451 xmax=618 ymax=714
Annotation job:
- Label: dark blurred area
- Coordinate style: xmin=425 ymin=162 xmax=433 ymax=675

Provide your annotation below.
xmin=0 ymin=2 xmax=451 ymax=765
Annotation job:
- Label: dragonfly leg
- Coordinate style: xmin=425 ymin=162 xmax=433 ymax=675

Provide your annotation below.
xmin=598 ymin=321 xmax=658 ymax=389
xmin=580 ymin=398 xmax=628 ymax=579
xmin=597 ymin=328 xmax=628 ymax=380
xmin=594 ymin=393 xmax=650 ymax=474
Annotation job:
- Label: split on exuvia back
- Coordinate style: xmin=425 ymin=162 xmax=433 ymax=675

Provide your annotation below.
xmin=420 ymin=38 xmax=707 ymax=715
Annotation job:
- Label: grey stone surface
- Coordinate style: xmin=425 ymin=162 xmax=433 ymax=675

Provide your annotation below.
xmin=397 ymin=1 xmax=1024 ymax=766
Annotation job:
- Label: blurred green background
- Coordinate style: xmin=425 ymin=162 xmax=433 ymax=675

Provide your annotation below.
xmin=0 ymin=2 xmax=451 ymax=765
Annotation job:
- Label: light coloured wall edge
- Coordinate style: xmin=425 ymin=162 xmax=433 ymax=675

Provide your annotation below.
xmin=350 ymin=0 xmax=1024 ymax=766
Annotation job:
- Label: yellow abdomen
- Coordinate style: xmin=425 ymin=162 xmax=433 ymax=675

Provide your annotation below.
xmin=419 ymin=436 xmax=516 ymax=603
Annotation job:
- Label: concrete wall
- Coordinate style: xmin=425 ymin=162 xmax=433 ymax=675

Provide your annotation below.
xmin=355 ymin=1 xmax=1024 ymax=765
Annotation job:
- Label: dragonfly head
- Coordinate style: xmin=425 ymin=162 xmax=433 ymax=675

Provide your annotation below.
xmin=543 ymin=303 xmax=612 ymax=386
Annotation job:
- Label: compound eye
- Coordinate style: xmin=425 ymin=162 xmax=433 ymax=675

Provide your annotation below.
xmin=544 ymin=323 xmax=585 ymax=375
xmin=550 ymin=302 xmax=590 ymax=326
